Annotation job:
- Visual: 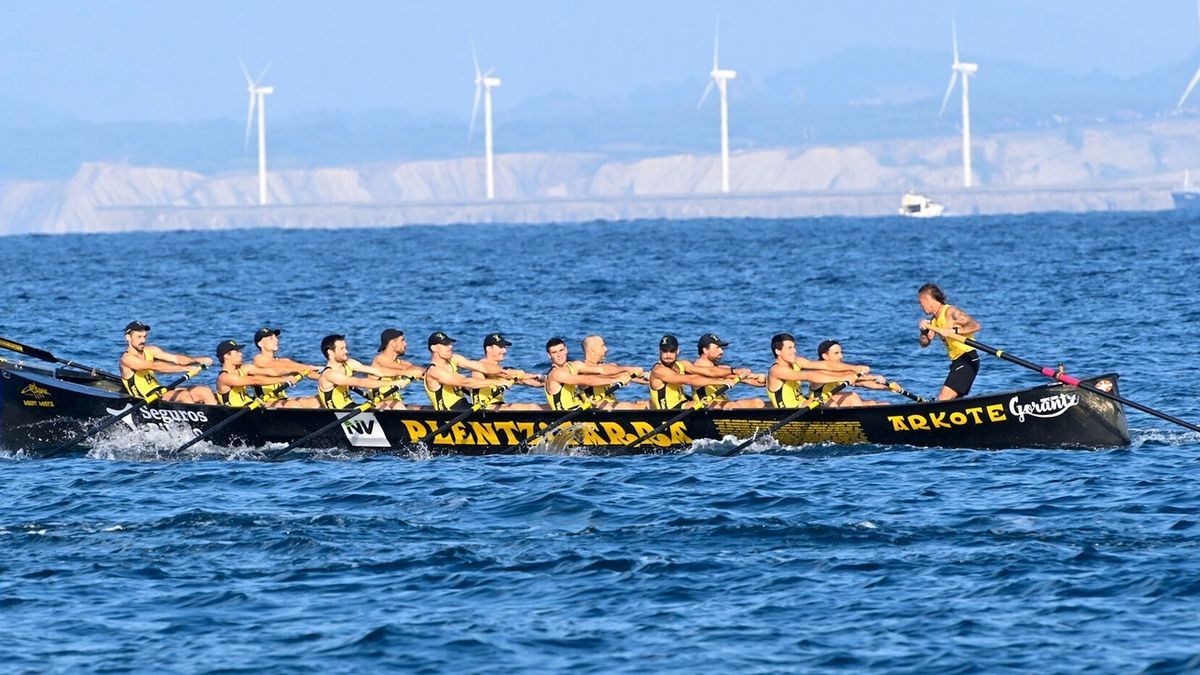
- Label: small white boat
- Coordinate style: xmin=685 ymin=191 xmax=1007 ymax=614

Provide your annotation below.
xmin=899 ymin=192 xmax=945 ymax=218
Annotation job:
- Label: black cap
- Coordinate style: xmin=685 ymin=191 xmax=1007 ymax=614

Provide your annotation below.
xmin=698 ymin=333 xmax=730 ymax=350
xmin=254 ymin=327 xmax=281 ymax=345
xmin=378 ymin=328 xmax=404 ymax=352
xmin=817 ymin=339 xmax=839 ymax=358
xmin=428 ymin=331 xmax=456 ymax=347
xmin=659 ymin=334 xmax=679 ymax=352
xmin=483 ymin=333 xmax=513 ymax=348
xmin=124 ymin=320 xmax=150 ymax=334
xmin=216 ymin=339 xmax=244 ymax=361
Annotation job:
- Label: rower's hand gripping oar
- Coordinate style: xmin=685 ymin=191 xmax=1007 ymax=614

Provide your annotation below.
xmin=43 ymin=364 xmax=210 ymax=458
xmin=621 ymin=381 xmax=736 ymax=450
xmin=166 ymin=371 xmax=310 ymax=458
xmin=719 ymin=382 xmax=849 ymax=457
xmin=0 ymin=336 xmax=122 ymax=383
xmin=264 ymin=384 xmax=402 ymax=461
xmin=942 ymin=332 xmax=1200 ymax=434
xmin=524 ymin=382 xmax=626 ymax=448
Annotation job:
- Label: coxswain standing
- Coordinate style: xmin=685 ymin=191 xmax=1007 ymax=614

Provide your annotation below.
xmin=119 ymin=321 xmax=217 ymax=405
xmin=917 ymin=283 xmax=982 ymax=400
xmin=214 ymin=340 xmax=315 ymax=408
xmin=648 ymin=335 xmax=740 ymax=410
xmin=544 ymin=337 xmax=631 ymax=411
xmin=423 ymin=332 xmax=514 ymax=411
xmin=688 ymin=333 xmax=766 ymax=409
xmin=370 ymin=328 xmax=426 ymax=409
xmin=251 ymin=327 xmax=322 ymax=408
xmin=765 ymin=333 xmax=863 ymax=409
xmin=470 ymin=333 xmax=544 ymax=410
xmin=316 ymin=334 xmax=403 ymax=410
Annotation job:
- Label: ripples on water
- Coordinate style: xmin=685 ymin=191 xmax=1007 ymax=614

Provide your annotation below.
xmin=2 ymin=212 xmax=1200 ymax=671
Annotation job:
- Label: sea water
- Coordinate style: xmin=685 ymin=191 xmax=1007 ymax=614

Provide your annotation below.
xmin=1 ymin=212 xmax=1198 ymax=671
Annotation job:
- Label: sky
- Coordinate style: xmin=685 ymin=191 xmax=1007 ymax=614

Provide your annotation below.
xmin=2 ymin=1 xmax=1199 ymax=124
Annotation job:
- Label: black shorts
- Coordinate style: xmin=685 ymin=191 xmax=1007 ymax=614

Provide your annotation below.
xmin=944 ymin=351 xmax=981 ymax=396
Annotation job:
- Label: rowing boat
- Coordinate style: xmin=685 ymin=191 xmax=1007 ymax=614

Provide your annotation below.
xmin=0 ymin=361 xmax=1130 ymax=455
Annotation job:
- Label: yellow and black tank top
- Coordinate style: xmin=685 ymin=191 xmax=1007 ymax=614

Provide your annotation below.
xmin=547 ymin=363 xmax=584 ymax=411
xmin=583 ymin=366 xmax=618 ymax=404
xmin=807 ymin=380 xmax=841 ymax=398
xmin=651 ymin=362 xmax=689 ymax=410
xmin=424 ymin=362 xmax=468 ymax=411
xmin=693 ymin=372 xmax=731 ymax=406
xmin=769 ymin=362 xmax=809 ymax=409
xmin=931 ymin=304 xmax=977 ymax=361
xmin=473 ymin=377 xmax=506 ymax=408
xmin=254 ymin=370 xmax=288 ymax=402
xmin=122 ymin=350 xmax=161 ymax=400
xmin=217 ymin=367 xmax=257 ymax=407
xmin=318 ymin=363 xmax=355 ymax=410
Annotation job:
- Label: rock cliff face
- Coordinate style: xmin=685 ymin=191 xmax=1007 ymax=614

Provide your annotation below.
xmin=1 ymin=119 xmax=1193 ymax=235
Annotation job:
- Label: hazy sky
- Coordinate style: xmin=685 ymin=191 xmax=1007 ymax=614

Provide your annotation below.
xmin=2 ymin=1 xmax=1199 ymax=123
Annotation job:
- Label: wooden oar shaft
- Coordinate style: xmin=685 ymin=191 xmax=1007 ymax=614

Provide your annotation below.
xmin=0 ymin=336 xmax=121 ymax=383
xmin=948 ymin=333 xmax=1200 ymax=434
xmin=44 ymin=365 xmax=208 ymax=458
xmin=721 ymin=382 xmax=848 ymax=457
xmin=885 ymin=380 xmax=928 ymax=403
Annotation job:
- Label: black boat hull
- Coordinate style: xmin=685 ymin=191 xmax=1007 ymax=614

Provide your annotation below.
xmin=0 ymin=365 xmax=1131 ymax=456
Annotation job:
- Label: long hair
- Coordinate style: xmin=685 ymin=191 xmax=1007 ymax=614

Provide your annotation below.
xmin=918 ymin=283 xmax=947 ymax=304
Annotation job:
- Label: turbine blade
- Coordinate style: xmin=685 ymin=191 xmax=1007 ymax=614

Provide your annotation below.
xmin=952 ymin=19 xmax=959 ymax=65
xmin=713 ymin=24 xmax=720 ymax=71
xmin=469 ymin=84 xmax=482 ymax=139
xmin=1178 ymin=63 xmax=1200 ymax=110
xmin=939 ymin=71 xmax=958 ymax=118
xmin=244 ymin=92 xmax=256 ymax=150
xmin=255 ymin=63 xmax=272 ymax=86
xmin=472 ymin=43 xmax=481 ymax=80
xmin=239 ymin=58 xmax=253 ymax=86
xmin=698 ymin=79 xmax=714 ymax=109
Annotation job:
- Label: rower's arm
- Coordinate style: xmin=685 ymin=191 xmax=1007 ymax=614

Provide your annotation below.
xmin=147 ymin=346 xmax=212 ymax=367
xmin=947 ymin=306 xmax=981 ymax=335
xmin=430 ymin=367 xmax=507 ymax=390
xmin=554 ymin=370 xmax=630 ymax=387
xmin=327 ymin=368 xmax=390 ymax=390
xmin=122 ymin=349 xmax=196 ymax=374
xmin=796 ymin=356 xmax=866 ymax=376
xmin=371 ymin=358 xmax=424 ymax=380
xmin=686 ymin=362 xmax=734 ymax=377
xmin=220 ymin=371 xmax=290 ymax=388
xmin=772 ymin=365 xmax=850 ymax=384
xmin=273 ymin=356 xmax=323 ymax=375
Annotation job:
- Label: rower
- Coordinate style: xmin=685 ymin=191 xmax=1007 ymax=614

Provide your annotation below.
xmin=811 ymin=339 xmax=888 ymax=407
xmin=575 ymin=335 xmax=648 ymax=409
xmin=214 ymin=340 xmax=316 ymax=408
xmin=251 ymin=327 xmax=322 ymax=407
xmin=370 ymin=328 xmax=426 ymax=409
xmin=315 ymin=334 xmax=403 ymax=410
xmin=119 ymin=321 xmax=217 ymax=405
xmin=544 ymin=337 xmax=631 ymax=411
xmin=688 ymin=333 xmax=766 ymax=409
xmin=471 ymin=333 xmax=544 ymax=410
xmin=765 ymin=333 xmax=862 ymax=409
xmin=917 ymin=283 xmax=982 ymax=400
xmin=648 ymin=335 xmax=739 ymax=410
xmin=423 ymin=332 xmax=513 ymax=411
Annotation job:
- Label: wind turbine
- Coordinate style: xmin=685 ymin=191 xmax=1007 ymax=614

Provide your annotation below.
xmin=1177 ymin=0 xmax=1200 ymax=110
xmin=939 ymin=20 xmax=978 ymax=188
xmin=699 ymin=27 xmax=736 ymax=193
xmin=241 ymin=61 xmax=274 ymax=206
xmin=470 ymin=46 xmax=501 ymax=200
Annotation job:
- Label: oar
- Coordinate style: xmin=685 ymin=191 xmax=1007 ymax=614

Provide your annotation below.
xmin=621 ymin=383 xmax=734 ymax=449
xmin=719 ymin=382 xmax=849 ymax=457
xmin=43 ymin=365 xmax=210 ymax=458
xmin=418 ymin=383 xmax=512 ymax=446
xmin=264 ymin=385 xmax=400 ymax=461
xmin=166 ymin=372 xmax=307 ymax=457
xmin=524 ymin=382 xmax=625 ymax=448
xmin=882 ymin=378 xmax=929 ymax=403
xmin=943 ymin=333 xmax=1200 ymax=434
xmin=0 ymin=336 xmax=121 ymax=383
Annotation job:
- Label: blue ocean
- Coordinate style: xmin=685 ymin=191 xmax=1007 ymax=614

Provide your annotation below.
xmin=2 ymin=212 xmax=1199 ymax=672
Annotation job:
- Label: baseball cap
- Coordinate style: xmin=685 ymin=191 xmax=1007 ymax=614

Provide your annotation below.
xmin=378 ymin=328 xmax=404 ymax=351
xmin=698 ymin=333 xmax=730 ymax=350
xmin=428 ymin=331 xmax=456 ymax=347
xmin=254 ymin=327 xmax=281 ymax=345
xmin=484 ymin=333 xmax=513 ymax=348
xmin=216 ymin=339 xmax=244 ymax=361
xmin=659 ymin=334 xmax=679 ymax=352
xmin=124 ymin=320 xmax=151 ymax=334
xmin=817 ymin=339 xmax=839 ymax=358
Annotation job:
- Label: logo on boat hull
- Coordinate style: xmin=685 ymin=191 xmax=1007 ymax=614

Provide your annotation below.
xmin=21 ymin=383 xmax=50 ymax=399
xmin=106 ymin=404 xmax=136 ymax=430
xmin=1009 ymin=393 xmax=1079 ymax=423
xmin=340 ymin=412 xmax=390 ymax=447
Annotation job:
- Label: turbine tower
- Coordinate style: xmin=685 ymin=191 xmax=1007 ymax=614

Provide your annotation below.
xmin=1177 ymin=0 xmax=1200 ymax=110
xmin=939 ymin=21 xmax=978 ymax=188
xmin=241 ymin=62 xmax=274 ymax=206
xmin=698 ymin=27 xmax=736 ymax=193
xmin=470 ymin=46 xmax=501 ymax=200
